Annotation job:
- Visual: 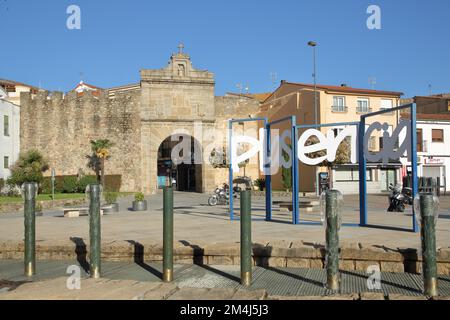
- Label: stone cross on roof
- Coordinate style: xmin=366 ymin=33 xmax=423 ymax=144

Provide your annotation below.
xmin=178 ymin=43 xmax=184 ymax=54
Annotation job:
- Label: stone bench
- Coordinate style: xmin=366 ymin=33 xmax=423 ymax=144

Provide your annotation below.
xmin=63 ymin=207 xmax=105 ymax=218
xmin=276 ymin=200 xmax=320 ymax=212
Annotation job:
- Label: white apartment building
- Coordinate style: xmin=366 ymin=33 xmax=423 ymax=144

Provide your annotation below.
xmin=0 ymin=87 xmax=20 ymax=180
xmin=400 ymin=113 xmax=450 ymax=192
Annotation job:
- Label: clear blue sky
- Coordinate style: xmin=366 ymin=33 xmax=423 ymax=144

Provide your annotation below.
xmin=0 ymin=0 xmax=449 ymax=97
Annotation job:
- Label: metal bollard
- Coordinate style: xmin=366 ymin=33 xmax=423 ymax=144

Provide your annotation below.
xmin=416 ymin=193 xmax=439 ymax=297
xmin=23 ymin=182 xmax=37 ymax=277
xmin=240 ymin=190 xmax=252 ymax=286
xmin=163 ymin=186 xmax=174 ymax=282
xmin=89 ymin=183 xmax=101 ymax=279
xmin=321 ymin=190 xmax=342 ymax=291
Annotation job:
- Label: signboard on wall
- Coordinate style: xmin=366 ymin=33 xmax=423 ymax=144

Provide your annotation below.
xmin=424 ymin=158 xmax=444 ymax=165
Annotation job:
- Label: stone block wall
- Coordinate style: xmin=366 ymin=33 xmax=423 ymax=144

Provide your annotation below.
xmin=2 ymin=240 xmax=449 ymax=275
xmin=20 ymin=90 xmax=142 ymax=191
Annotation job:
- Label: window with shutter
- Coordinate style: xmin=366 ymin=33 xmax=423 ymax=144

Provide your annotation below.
xmin=432 ymin=129 xmax=444 ymax=143
xmin=417 ymin=129 xmax=423 ymax=151
xmin=381 ymin=99 xmax=393 ymax=110
xmin=369 ymin=136 xmax=376 ymax=151
xmin=3 ymin=115 xmax=9 ymax=136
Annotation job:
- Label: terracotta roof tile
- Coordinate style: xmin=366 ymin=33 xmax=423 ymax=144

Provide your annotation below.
xmin=0 ymin=78 xmax=41 ymax=91
xmin=264 ymin=81 xmax=403 ymax=102
xmin=284 ymin=81 xmax=404 ymax=96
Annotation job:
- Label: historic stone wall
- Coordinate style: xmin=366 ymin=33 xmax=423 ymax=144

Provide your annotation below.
xmin=214 ymin=95 xmax=262 ymax=187
xmin=19 ymin=51 xmax=263 ymax=194
xmin=20 ymin=90 xmax=142 ymax=191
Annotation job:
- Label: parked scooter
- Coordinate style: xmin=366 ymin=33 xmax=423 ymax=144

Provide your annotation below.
xmin=208 ymin=183 xmax=237 ymax=206
xmin=387 ymin=184 xmax=409 ymax=212
xmin=207 ymin=178 xmax=250 ymax=206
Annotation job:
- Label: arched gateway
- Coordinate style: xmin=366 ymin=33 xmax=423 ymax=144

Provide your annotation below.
xmin=157 ymin=135 xmax=202 ymax=192
xmin=139 ymin=46 xmax=260 ymax=194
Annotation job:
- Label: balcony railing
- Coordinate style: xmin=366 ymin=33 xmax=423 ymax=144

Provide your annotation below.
xmin=331 ymin=105 xmax=348 ymax=113
xmin=356 ymin=107 xmax=372 ymax=114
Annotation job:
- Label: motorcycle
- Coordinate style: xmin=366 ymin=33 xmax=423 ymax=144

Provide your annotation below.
xmin=387 ymin=184 xmax=409 ymax=212
xmin=402 ymin=186 xmax=414 ymax=205
xmin=207 ymin=183 xmax=239 ymax=206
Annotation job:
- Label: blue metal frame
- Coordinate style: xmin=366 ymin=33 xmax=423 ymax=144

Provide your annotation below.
xmin=295 ymin=121 xmax=360 ymax=226
xmin=228 ymin=117 xmax=269 ymax=221
xmin=359 ymin=103 xmax=419 ymax=233
xmin=266 ymin=116 xmax=299 ymax=224
xmin=227 ymin=104 xmax=418 ymax=233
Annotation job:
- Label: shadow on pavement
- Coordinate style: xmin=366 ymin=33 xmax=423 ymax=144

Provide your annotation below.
xmin=0 ymin=279 xmax=30 ymax=292
xmin=266 ymin=266 xmax=324 ymax=288
xmin=362 ymin=224 xmax=414 ymax=233
xmin=126 ymin=240 xmax=162 ymax=279
xmin=179 ymin=240 xmax=240 ymax=283
xmin=340 ymin=270 xmax=422 ymax=294
xmin=70 ymin=236 xmax=90 ymax=274
xmin=198 ymin=264 xmax=241 ymax=283
xmin=179 ymin=240 xmax=205 ymax=265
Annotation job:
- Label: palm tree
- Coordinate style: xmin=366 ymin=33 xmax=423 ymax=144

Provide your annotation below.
xmin=88 ymin=139 xmax=114 ymax=188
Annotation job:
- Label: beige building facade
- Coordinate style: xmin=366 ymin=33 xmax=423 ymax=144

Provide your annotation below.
xmin=259 ymin=81 xmax=404 ymax=194
xmin=0 ymin=79 xmax=40 ymax=106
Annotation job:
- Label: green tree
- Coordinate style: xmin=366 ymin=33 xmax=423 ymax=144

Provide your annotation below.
xmin=209 ymin=147 xmax=228 ymax=168
xmin=7 ymin=150 xmax=49 ymax=187
xmin=282 ymin=148 xmax=292 ymax=191
xmin=304 ymin=136 xmax=351 ymax=188
xmin=87 ymin=139 xmax=114 ymax=188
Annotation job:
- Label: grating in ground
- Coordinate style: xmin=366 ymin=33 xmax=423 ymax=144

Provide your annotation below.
xmin=1 ymin=260 xmax=450 ymax=297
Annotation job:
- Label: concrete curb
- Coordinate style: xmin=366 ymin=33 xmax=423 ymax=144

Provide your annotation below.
xmin=0 ymin=198 xmax=86 ymax=213
xmin=1 ymin=240 xmax=449 ymax=275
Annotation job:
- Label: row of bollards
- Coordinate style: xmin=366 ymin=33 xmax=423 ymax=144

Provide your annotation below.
xmin=160 ymin=187 xmax=253 ymax=286
xmin=21 ymin=182 xmax=439 ymax=297
xmin=320 ymin=189 xmax=440 ymax=297
xmin=23 ymin=182 xmax=103 ymax=279
xmin=22 ymin=181 xmax=252 ymax=286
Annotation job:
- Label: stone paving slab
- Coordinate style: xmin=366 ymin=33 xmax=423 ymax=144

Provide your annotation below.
xmin=168 ymin=288 xmax=237 ymax=300
xmin=1 ymin=194 xmax=449 ymax=250
xmin=142 ymin=283 xmax=179 ymax=300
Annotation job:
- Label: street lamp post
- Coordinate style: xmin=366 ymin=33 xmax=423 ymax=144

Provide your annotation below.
xmin=308 ymin=41 xmax=319 ymax=195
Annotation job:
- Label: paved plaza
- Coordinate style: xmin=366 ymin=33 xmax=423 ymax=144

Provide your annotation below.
xmin=0 ymin=192 xmax=449 ymax=248
xmin=1 ymin=191 xmax=449 ymax=300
